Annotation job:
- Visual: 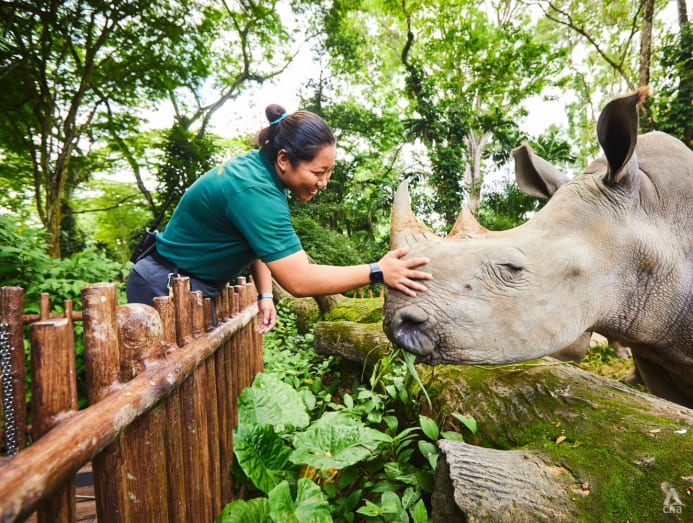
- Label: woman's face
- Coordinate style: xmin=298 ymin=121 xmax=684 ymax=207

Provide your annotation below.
xmin=276 ymin=145 xmax=336 ymax=201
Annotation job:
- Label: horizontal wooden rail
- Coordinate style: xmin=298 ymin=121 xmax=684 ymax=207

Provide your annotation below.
xmin=0 ymin=302 xmax=257 ymax=522
xmin=22 ymin=311 xmax=83 ymax=323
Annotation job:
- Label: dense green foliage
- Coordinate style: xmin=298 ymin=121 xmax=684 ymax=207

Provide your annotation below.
xmin=2 ymin=0 xmax=690 ymax=257
xmin=218 ymin=300 xmax=476 ymax=522
xmin=651 ymin=21 xmax=693 ymax=148
xmin=0 ymin=214 xmax=129 ymax=409
xmin=156 ymin=122 xmax=224 ymax=218
xmin=478 ymin=182 xmax=544 ymax=230
xmin=0 ymin=0 xmax=217 ymax=256
xmin=0 ymin=215 xmax=128 ymax=309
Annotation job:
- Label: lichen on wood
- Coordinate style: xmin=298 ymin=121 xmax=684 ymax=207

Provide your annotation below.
xmin=419 ymin=362 xmax=693 ymax=522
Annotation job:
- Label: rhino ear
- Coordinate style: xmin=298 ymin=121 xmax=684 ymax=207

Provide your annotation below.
xmin=597 ymin=87 xmax=647 ymax=185
xmin=512 ymin=144 xmax=570 ymax=200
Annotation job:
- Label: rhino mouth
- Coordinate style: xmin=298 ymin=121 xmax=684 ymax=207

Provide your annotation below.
xmin=390 ymin=305 xmax=440 ymax=360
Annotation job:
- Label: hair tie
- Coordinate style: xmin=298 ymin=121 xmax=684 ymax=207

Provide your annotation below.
xmin=269 ymin=112 xmax=288 ymax=126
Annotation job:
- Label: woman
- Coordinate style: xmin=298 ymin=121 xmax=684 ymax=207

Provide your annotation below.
xmin=126 ymin=104 xmax=432 ymax=332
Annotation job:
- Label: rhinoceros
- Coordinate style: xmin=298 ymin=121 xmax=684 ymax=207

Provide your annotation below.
xmin=382 ymin=89 xmax=693 ymax=408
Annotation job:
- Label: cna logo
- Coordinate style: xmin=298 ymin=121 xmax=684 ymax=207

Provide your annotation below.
xmin=662 ymin=486 xmax=684 ymax=514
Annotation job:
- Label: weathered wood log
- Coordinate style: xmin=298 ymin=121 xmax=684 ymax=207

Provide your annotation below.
xmin=432 ymin=440 xmax=580 ymax=522
xmin=314 ymin=321 xmax=391 ymax=365
xmin=428 ymin=363 xmax=693 ymax=522
xmin=312 ymin=321 xmax=693 ymax=522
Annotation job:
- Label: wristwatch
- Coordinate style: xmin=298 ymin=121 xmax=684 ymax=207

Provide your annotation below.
xmin=369 ymin=262 xmax=384 ymax=285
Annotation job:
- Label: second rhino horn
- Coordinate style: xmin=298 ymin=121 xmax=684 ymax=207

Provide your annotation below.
xmin=447 ymin=207 xmax=488 ymax=239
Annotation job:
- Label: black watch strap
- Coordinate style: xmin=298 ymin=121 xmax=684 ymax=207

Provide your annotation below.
xmin=369 ymin=262 xmax=384 ymax=285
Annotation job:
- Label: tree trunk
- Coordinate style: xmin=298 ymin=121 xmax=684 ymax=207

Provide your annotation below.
xmin=311 ymin=320 xmax=693 ymax=522
xmin=676 ymin=0 xmax=692 ymax=147
xmin=638 ymin=0 xmax=654 ymax=88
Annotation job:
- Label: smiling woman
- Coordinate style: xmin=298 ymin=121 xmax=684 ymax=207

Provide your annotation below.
xmin=126 ymin=104 xmax=433 ymax=333
xmin=259 ymin=105 xmax=336 ymax=202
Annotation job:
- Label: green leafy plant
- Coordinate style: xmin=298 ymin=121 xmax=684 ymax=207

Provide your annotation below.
xmin=219 ymin=299 xmax=478 ymax=522
xmin=218 ymin=478 xmax=333 ymax=523
xmin=0 ymin=215 xmax=129 ymax=410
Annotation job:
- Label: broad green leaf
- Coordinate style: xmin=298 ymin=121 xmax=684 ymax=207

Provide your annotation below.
xmin=383 ymin=415 xmax=399 ymax=434
xmin=215 ymin=497 xmax=271 ymax=523
xmin=268 ymin=479 xmax=333 ymax=523
xmin=401 ymin=486 xmax=421 ymax=510
xmin=382 ymin=462 xmax=417 ymax=486
xmin=418 ymin=415 xmax=439 ymax=440
xmin=299 ymin=389 xmax=317 ymax=411
xmin=233 ymin=423 xmax=297 ymax=495
xmin=440 ymin=430 xmax=465 ymax=441
xmin=356 ymin=499 xmax=383 ymax=517
xmin=418 ymin=440 xmax=438 ymax=470
xmin=452 ymin=413 xmax=478 ymax=435
xmin=412 ymin=499 xmax=432 ymax=523
xmin=380 ymin=491 xmax=404 ymax=515
xmin=290 ymin=412 xmax=392 ymax=470
xmin=238 ymin=373 xmax=310 ymax=432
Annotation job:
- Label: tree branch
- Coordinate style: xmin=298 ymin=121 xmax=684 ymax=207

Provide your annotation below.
xmin=72 ymin=193 xmax=141 ymax=214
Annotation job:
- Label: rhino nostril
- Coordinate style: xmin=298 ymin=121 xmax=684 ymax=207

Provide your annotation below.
xmin=398 ymin=306 xmax=428 ymax=325
xmin=392 ymin=306 xmax=435 ymax=357
xmin=396 ymin=318 xmax=423 ymax=338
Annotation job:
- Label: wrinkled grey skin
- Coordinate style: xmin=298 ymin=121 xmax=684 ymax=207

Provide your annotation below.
xmin=383 ymin=90 xmax=693 ymax=407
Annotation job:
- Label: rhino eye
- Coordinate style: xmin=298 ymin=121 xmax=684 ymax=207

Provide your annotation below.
xmin=494 ymin=262 xmax=526 ymax=283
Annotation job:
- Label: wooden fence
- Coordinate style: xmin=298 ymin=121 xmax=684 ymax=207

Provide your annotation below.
xmin=0 ymin=276 xmax=264 ymax=522
xmin=345 ymin=287 xmax=384 ymax=299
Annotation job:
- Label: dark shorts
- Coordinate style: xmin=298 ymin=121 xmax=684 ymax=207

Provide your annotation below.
xmin=126 ymin=254 xmax=223 ymax=306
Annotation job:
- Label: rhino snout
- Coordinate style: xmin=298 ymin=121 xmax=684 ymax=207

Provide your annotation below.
xmin=390 ymin=305 xmax=437 ymax=357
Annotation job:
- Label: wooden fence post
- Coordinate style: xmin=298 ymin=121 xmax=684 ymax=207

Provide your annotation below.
xmin=193 ymin=289 xmax=223 ymax=517
xmin=152 ymin=295 xmax=188 ymax=522
xmin=29 ymin=316 xmax=78 ymax=523
xmin=0 ymin=287 xmax=27 ymax=455
xmin=114 ymin=303 xmax=170 ymax=522
xmin=215 ymin=331 xmax=233 ymax=502
xmin=82 ymin=282 xmax=128 ymax=522
xmin=172 ymin=278 xmax=214 ymax=522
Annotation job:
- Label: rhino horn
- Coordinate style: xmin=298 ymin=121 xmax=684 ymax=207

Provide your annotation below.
xmin=390 ymin=181 xmax=437 ymax=248
xmin=597 ymin=87 xmax=647 ymax=184
xmin=512 ymin=144 xmax=570 ymax=199
xmin=447 ymin=207 xmax=488 ymax=239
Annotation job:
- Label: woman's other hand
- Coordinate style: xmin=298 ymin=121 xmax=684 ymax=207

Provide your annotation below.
xmin=256 ymin=297 xmax=277 ymax=333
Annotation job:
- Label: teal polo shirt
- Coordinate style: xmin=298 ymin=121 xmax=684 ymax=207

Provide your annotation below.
xmin=156 ymin=149 xmax=302 ymax=285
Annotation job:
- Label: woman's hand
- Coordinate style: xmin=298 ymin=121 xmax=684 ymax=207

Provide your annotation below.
xmin=256 ymin=297 xmax=277 ymax=333
xmin=378 ymin=246 xmax=432 ymax=297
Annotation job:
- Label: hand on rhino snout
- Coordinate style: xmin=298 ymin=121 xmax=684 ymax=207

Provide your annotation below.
xmin=378 ymin=246 xmax=432 ymax=297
